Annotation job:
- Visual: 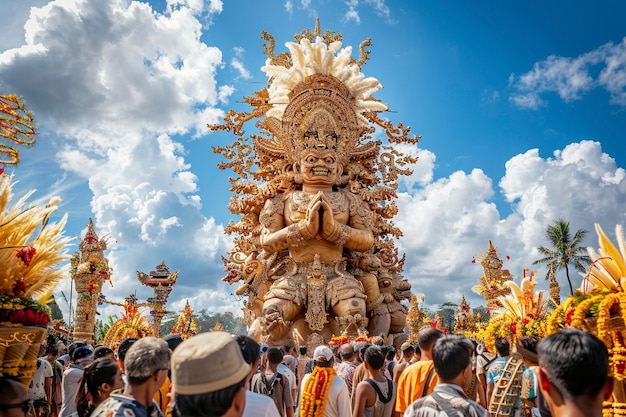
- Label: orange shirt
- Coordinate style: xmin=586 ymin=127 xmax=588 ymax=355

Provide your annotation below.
xmin=394 ymin=360 xmax=438 ymax=413
xmin=154 ymin=375 xmax=171 ymax=414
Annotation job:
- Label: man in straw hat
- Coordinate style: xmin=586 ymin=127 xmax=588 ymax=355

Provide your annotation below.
xmin=171 ymin=331 xmax=250 ymax=417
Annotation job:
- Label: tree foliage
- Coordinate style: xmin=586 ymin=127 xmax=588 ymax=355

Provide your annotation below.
xmin=533 ymin=219 xmax=591 ymax=296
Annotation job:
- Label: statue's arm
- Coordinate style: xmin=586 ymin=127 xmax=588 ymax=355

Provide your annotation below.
xmin=259 ymin=195 xmax=317 ymax=253
xmin=320 ymin=193 xmax=374 ymax=252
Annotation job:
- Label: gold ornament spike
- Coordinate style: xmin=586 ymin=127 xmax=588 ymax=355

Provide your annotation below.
xmin=0 ymin=95 xmax=37 ymax=165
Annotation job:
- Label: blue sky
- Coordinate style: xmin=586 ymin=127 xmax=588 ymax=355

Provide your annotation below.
xmin=1 ymin=0 xmax=625 ymax=324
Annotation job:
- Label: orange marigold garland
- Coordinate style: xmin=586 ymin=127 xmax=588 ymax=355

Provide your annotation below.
xmin=299 ymin=367 xmax=336 ymax=417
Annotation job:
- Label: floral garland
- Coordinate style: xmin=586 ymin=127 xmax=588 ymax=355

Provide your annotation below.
xmin=299 ymin=367 xmax=336 ymax=417
xmin=477 ymin=313 xmax=547 ymax=353
xmin=327 ymin=335 xmax=350 ymax=348
xmin=548 ymin=292 xmax=626 ymax=349
xmin=0 ymin=294 xmax=51 ymax=326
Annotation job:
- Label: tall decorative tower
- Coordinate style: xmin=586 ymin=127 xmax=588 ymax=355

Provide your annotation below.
xmin=453 ymin=295 xmax=474 ymax=335
xmin=70 ymin=219 xmax=111 ymax=344
xmin=472 ymin=241 xmax=513 ymax=309
xmin=547 ymin=265 xmax=561 ymax=305
xmin=137 ymin=260 xmax=178 ymax=337
xmin=171 ymin=299 xmax=200 ymax=340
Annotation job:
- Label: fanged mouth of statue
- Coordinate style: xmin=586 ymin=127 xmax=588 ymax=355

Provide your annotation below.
xmin=311 ymin=168 xmax=330 ymax=176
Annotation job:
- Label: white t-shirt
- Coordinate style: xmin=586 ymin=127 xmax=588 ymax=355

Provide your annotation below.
xmin=28 ymin=357 xmax=53 ymax=401
xmin=277 ymin=362 xmax=298 ymax=402
xmin=298 ymin=372 xmax=351 ymax=417
xmin=244 ymin=391 xmax=281 ymax=417
xmin=476 ymin=351 xmax=496 ymax=376
xmin=60 ymin=365 xmax=84 ymax=417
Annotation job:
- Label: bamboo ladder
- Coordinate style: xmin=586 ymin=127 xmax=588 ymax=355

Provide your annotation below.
xmin=489 ymin=353 xmax=524 ymax=417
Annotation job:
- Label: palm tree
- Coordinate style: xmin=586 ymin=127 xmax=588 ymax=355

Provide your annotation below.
xmin=533 ymin=219 xmax=591 ymax=296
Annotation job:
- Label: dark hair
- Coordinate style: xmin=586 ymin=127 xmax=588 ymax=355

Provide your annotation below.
xmin=517 ymin=336 xmax=539 ymax=364
xmin=174 ymin=378 xmax=246 ymax=417
xmin=72 ymin=347 xmax=93 ymax=362
xmin=93 ymin=346 xmax=114 ymax=359
xmin=76 ymin=358 xmax=120 ymax=417
xmin=432 ymin=336 xmax=473 ymax=381
xmin=359 ymin=343 xmax=371 ymax=359
xmin=298 ymin=346 xmax=307 ymax=356
xmin=402 ymin=345 xmax=415 ymax=357
xmin=116 ymin=337 xmax=137 ymax=362
xmin=495 ymin=338 xmax=510 ymax=357
xmin=266 ymin=347 xmax=283 ymax=365
xmin=163 ymin=334 xmax=184 ymax=352
xmin=537 ymin=328 xmax=609 ymax=400
xmin=235 ymin=335 xmax=260 ymax=365
xmin=385 ymin=346 xmax=396 ymax=361
xmin=418 ymin=328 xmax=444 ymax=351
xmin=363 ymin=346 xmax=385 ymax=371
xmin=68 ymin=341 xmax=86 ymax=361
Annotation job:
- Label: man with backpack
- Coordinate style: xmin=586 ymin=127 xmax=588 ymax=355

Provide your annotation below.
xmin=474 ymin=342 xmax=495 ymax=408
xmin=250 ymin=347 xmax=294 ymax=417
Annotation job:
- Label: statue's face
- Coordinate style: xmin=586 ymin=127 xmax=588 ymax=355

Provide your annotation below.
xmin=300 ymin=151 xmax=340 ymax=186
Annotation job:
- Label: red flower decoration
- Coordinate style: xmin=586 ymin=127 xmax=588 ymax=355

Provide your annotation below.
xmin=12 ymin=278 xmax=26 ymax=296
xmin=16 ymin=246 xmax=36 ymax=266
xmin=509 ymin=323 xmax=517 ymax=333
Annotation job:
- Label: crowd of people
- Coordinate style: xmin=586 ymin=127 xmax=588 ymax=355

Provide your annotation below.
xmin=0 ymin=328 xmax=612 ymax=417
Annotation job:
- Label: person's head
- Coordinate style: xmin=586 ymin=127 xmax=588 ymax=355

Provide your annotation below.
xmin=116 ymin=337 xmax=137 ymax=371
xmin=363 ymin=346 xmax=385 ymax=372
xmin=313 ymin=345 xmax=334 ymax=368
xmin=68 ymin=341 xmax=86 ymax=363
xmin=537 ymin=329 xmax=612 ymax=409
xmin=46 ymin=344 xmax=59 ymax=360
xmin=72 ymin=347 xmax=94 ymax=368
xmin=400 ymin=341 xmax=415 ymax=360
xmin=124 ymin=337 xmax=170 ymax=391
xmin=172 ymin=331 xmax=250 ymax=417
xmin=417 ymin=328 xmax=444 ymax=354
xmin=163 ymin=334 xmax=184 ymax=352
xmin=517 ymin=336 xmax=540 ymax=366
xmin=357 ymin=342 xmax=371 ymax=362
xmin=84 ymin=358 xmax=123 ymax=399
xmin=266 ymin=347 xmax=283 ymax=366
xmin=0 ymin=375 xmax=32 ymax=417
xmin=298 ymin=346 xmax=307 ymax=357
xmin=432 ymin=336 xmax=474 ymax=389
xmin=234 ymin=334 xmax=261 ymax=381
xmin=76 ymin=358 xmax=123 ymax=415
xmin=93 ymin=346 xmax=114 ymax=360
xmin=413 ymin=344 xmax=422 ymax=360
xmin=495 ymin=338 xmax=510 ymax=357
xmin=339 ymin=343 xmax=354 ymax=361
xmin=384 ymin=346 xmax=396 ymax=362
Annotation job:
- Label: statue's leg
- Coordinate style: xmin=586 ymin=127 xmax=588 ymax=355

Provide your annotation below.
xmin=368 ymin=303 xmax=391 ymax=339
xmin=328 ymin=277 xmax=368 ymax=334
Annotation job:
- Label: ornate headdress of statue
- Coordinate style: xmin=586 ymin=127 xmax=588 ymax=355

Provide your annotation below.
xmin=254 ymin=23 xmax=388 ymax=169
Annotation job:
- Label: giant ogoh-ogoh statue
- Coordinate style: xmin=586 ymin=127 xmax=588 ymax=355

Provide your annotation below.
xmin=212 ymin=22 xmax=419 ymax=348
